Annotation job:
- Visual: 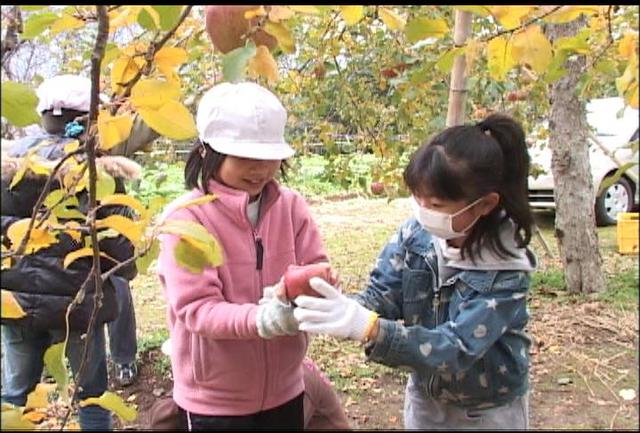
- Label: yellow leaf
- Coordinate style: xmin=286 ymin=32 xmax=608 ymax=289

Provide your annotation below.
xmin=248 ymin=45 xmax=279 ymax=84
xmin=110 ymin=55 xmax=145 ymax=95
xmin=173 ymin=194 xmax=217 ymax=210
xmin=97 ymin=111 xmax=133 ymax=151
xmin=99 ymin=193 xmax=148 ymax=219
xmin=616 ymin=57 xmax=639 ymax=109
xmin=405 ymin=18 xmax=449 ymax=44
xmin=108 ymin=6 xmax=141 ymax=32
xmin=80 ymin=391 xmax=137 ymax=422
xmin=379 ymin=7 xmax=405 ymax=31
xmin=130 ymin=79 xmax=181 ymax=110
xmin=340 ymin=6 xmax=364 ymax=25
xmin=154 ymin=47 xmax=188 ymax=84
xmin=269 ymin=6 xmax=294 ymax=22
xmin=1 ymin=245 xmax=10 ymax=269
xmin=7 ymin=218 xmax=57 ymax=254
xmin=63 ymin=247 xmax=92 ymax=269
xmin=96 ymin=215 xmax=143 ymax=245
xmin=244 ymin=6 xmax=267 ymax=19
xmin=263 ymin=21 xmax=295 ymax=54
xmin=22 ymin=411 xmax=47 ymax=424
xmin=487 ymin=36 xmax=516 ymax=81
xmin=64 ymin=139 xmax=80 ymax=154
xmin=1 ymin=290 xmax=27 ymax=319
xmin=137 ymin=100 xmax=197 ymax=140
xmin=0 ymin=407 xmax=37 ymax=430
xmin=618 ymin=31 xmax=638 ymax=61
xmin=489 ymin=6 xmax=534 ymax=30
xmin=511 ymin=25 xmax=553 ymax=74
xmin=64 ymin=221 xmax=83 ymax=243
xmin=289 ymin=6 xmax=319 ymax=14
xmin=25 ymin=384 xmax=56 ymax=410
xmin=543 ymin=6 xmax=601 ymax=24
xmin=50 ymin=14 xmax=84 ymax=35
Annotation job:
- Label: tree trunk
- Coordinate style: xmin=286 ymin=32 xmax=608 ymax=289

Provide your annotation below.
xmin=547 ymin=19 xmax=606 ymax=294
xmin=446 ymin=10 xmax=472 ymax=127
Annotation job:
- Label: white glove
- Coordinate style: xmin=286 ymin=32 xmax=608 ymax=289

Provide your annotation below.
xmin=256 ymin=296 xmax=299 ymax=339
xmin=293 ymin=277 xmax=377 ymax=341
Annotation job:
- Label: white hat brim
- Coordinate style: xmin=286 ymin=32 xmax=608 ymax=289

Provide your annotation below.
xmin=205 ymin=139 xmax=296 ymax=160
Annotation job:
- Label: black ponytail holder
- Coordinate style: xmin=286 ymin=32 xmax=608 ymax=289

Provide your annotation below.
xmin=476 ymin=122 xmax=492 ymax=137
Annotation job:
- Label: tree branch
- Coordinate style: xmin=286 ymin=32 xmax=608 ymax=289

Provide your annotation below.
xmin=482 ymin=6 xmax=563 ymax=43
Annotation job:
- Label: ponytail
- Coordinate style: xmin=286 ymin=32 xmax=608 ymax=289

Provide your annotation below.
xmin=476 ymin=114 xmax=533 ymax=249
xmin=184 ymin=140 xmax=226 ymax=194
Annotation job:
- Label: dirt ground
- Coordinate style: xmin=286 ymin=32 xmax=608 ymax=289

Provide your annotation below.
xmin=111 ymin=296 xmax=639 ymax=430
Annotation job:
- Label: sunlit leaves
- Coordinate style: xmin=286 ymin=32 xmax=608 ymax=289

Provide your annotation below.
xmin=154 ymin=47 xmax=188 ymax=84
xmin=130 ymin=79 xmax=196 ymax=140
xmin=80 ymin=392 xmax=137 ymax=422
xmin=542 ymin=6 xmax=601 ymax=24
xmin=99 ymin=194 xmax=148 ymax=219
xmin=50 ymin=14 xmax=84 ymax=35
xmin=1 ymin=81 xmax=40 ymax=127
xmin=173 ymin=194 xmax=217 ymax=209
xmin=111 ymin=55 xmax=145 ymax=95
xmin=263 ymin=21 xmax=295 ymax=54
xmin=248 ymin=45 xmax=279 ymax=85
xmin=489 ymin=6 xmax=534 ymax=30
xmin=153 ymin=6 xmax=184 ymax=30
xmin=96 ymin=215 xmax=144 ymax=245
xmin=487 ymin=36 xmax=516 ymax=81
xmin=616 ymin=31 xmax=639 ymax=108
xmin=405 ymin=18 xmax=449 ymax=44
xmin=1 ymin=290 xmax=27 ymax=319
xmin=436 ymin=47 xmax=465 ymax=74
xmin=0 ymin=405 xmax=37 ymax=430
xmin=511 ymin=25 xmax=552 ymax=75
xmin=340 ymin=6 xmax=364 ymax=25
xmin=7 ymin=219 xmax=57 ymax=255
xmin=618 ymin=32 xmax=639 ymax=60
xmin=97 ymin=110 xmax=133 ymax=151
xmin=25 ymin=384 xmax=57 ymax=410
xmin=22 ymin=12 xmax=59 ymax=39
xmin=268 ymin=6 xmax=295 ymax=22
xmin=379 ymin=7 xmax=406 ymax=31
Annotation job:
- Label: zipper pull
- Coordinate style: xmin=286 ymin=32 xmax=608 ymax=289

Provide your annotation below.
xmin=433 ymin=291 xmax=440 ymax=311
xmin=255 ymin=237 xmax=263 ymax=270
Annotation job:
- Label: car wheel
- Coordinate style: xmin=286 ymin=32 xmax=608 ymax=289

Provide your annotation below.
xmin=595 ymin=176 xmax=634 ymax=226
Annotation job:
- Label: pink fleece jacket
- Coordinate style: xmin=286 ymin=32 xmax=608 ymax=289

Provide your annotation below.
xmin=157 ymin=178 xmax=328 ymax=416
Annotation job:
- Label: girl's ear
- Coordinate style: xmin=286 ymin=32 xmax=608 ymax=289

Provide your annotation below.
xmin=479 ymin=192 xmax=500 ymax=216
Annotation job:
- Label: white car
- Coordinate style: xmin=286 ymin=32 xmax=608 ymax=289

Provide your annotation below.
xmin=528 ymin=97 xmax=639 ymax=226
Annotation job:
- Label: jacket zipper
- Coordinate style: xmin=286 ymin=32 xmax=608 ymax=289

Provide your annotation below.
xmin=423 ymin=248 xmax=440 ymax=398
xmin=252 ymin=227 xmax=268 ymax=410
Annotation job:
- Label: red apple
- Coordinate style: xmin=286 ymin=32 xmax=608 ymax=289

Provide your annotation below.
xmin=283 ymin=263 xmax=334 ymax=300
xmin=205 ymin=5 xmax=277 ymax=54
xmin=370 ymin=181 xmax=385 ymax=195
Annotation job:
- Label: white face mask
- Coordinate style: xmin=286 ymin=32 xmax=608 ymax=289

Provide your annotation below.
xmin=411 ymin=196 xmax=484 ymax=240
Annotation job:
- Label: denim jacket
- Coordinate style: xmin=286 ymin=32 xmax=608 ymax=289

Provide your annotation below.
xmin=354 ymin=218 xmax=532 ymax=410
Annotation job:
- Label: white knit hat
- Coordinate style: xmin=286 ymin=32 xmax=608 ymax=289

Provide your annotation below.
xmin=196 ymin=81 xmax=295 ymax=160
xmin=36 ymin=74 xmax=92 ymax=115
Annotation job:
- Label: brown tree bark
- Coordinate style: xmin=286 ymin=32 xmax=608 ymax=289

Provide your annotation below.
xmin=547 ymin=19 xmax=606 ymax=293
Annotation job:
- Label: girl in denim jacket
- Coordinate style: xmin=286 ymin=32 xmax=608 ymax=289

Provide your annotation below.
xmin=294 ymin=114 xmax=536 ymax=429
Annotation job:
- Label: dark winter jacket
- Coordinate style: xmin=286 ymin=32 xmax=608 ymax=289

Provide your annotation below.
xmin=1 ymin=136 xmax=141 ymax=332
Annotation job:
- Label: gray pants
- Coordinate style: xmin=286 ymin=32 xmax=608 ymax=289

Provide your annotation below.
xmin=404 ymin=377 xmax=529 ymax=430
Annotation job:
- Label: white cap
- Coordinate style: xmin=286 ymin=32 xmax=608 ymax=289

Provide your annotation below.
xmin=196 ymin=81 xmax=295 ymax=160
xmin=36 ymin=74 xmax=92 ymax=116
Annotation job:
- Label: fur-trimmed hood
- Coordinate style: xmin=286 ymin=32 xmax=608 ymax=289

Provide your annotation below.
xmin=1 ymin=152 xmax=142 ymax=184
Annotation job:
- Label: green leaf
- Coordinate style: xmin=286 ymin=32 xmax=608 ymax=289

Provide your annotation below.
xmin=22 ymin=12 xmax=59 ymax=39
xmin=80 ymin=391 xmax=137 ymax=422
xmin=222 ymin=42 xmax=257 ymax=83
xmin=158 ymin=220 xmax=223 ymax=268
xmin=43 ymin=342 xmax=69 ymax=403
xmin=153 ymin=5 xmax=183 ymax=30
xmin=435 ymin=47 xmax=464 ymax=74
xmin=136 ymin=239 xmax=160 ymax=274
xmin=174 ymin=238 xmax=210 ymax=273
xmin=1 ymin=81 xmax=40 ymax=127
xmin=597 ymin=162 xmax=637 ymax=195
xmin=137 ymin=7 xmax=158 ymax=31
xmin=21 ymin=6 xmax=47 ymax=11
xmin=96 ymin=171 xmax=116 ymax=201
xmin=405 ymin=18 xmax=449 ymax=44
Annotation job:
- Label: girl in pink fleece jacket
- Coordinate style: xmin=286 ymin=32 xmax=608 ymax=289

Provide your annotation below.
xmin=157 ymin=82 xmax=330 ymax=430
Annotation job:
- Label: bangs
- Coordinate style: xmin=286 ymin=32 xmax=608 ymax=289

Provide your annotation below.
xmin=404 ymin=143 xmax=467 ymax=200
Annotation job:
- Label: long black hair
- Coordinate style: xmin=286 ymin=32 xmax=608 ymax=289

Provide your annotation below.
xmin=184 ymin=140 xmax=290 ymax=194
xmin=403 ymin=113 xmax=533 ymax=261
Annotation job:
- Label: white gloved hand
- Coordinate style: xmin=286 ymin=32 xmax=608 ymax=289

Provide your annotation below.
xmin=293 ymin=277 xmax=377 ymax=341
xmin=256 ymin=296 xmax=299 ymax=339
